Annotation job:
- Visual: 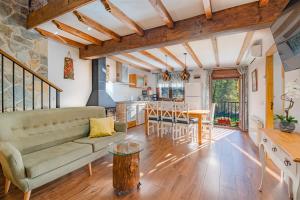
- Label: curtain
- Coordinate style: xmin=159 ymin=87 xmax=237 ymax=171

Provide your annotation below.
xmin=237 ymin=66 xmax=249 ymax=131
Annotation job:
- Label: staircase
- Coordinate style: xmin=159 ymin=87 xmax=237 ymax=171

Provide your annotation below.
xmin=0 ymin=49 xmax=62 ymax=112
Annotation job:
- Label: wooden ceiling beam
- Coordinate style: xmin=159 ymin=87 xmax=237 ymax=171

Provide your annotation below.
xmin=139 ymin=50 xmax=174 ymax=71
xmin=109 ymin=56 xmax=151 ymax=72
xmin=35 ymin=28 xmax=86 ymax=49
xmin=149 ymin=0 xmax=174 ymax=28
xmin=159 ymin=47 xmax=185 ymax=69
xmin=259 ymin=0 xmax=269 ymax=7
xmin=101 ymin=0 xmax=144 ymax=36
xmin=80 ymin=0 xmax=289 ymax=59
xmin=122 ymin=53 xmax=162 ymax=71
xmin=27 ymin=0 xmax=95 ymax=29
xmin=211 ymin=37 xmax=219 ymax=67
xmin=202 ymin=0 xmax=212 ymax=19
xmin=73 ymin=10 xmax=121 ymax=42
xmin=236 ymin=31 xmax=254 ymax=66
xmin=52 ymin=20 xmax=102 ymax=45
xmin=182 ymin=42 xmax=202 ymax=68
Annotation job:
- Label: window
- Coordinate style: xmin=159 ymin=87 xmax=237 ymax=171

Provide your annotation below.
xmin=157 ymin=73 xmax=185 ymax=99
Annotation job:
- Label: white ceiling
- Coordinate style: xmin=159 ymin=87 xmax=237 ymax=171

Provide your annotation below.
xmin=37 ymin=0 xmax=269 ymax=70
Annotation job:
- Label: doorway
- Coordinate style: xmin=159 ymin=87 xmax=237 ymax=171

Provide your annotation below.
xmin=212 ymin=78 xmax=240 ymax=128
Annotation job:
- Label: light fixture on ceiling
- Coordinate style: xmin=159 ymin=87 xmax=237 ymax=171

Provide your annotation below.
xmin=54 ymin=31 xmax=58 ymax=35
xmin=162 ymin=55 xmax=171 ymax=81
xmin=180 ymin=53 xmax=190 ymax=81
xmin=87 ymin=27 xmax=92 ymax=31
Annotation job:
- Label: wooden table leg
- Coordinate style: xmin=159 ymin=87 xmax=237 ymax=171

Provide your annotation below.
xmin=258 ymin=144 xmax=266 ymax=192
xmin=197 ymin=114 xmax=202 ymax=145
xmin=144 ymin=111 xmax=148 ymax=135
xmin=113 ymin=153 xmax=140 ymax=195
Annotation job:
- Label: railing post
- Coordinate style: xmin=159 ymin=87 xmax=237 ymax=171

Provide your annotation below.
xmin=56 ymin=90 xmax=60 ymax=108
xmin=12 ymin=62 xmax=15 ymax=111
xmin=1 ymin=54 xmax=4 ymax=112
xmin=23 ymin=68 xmax=25 ymax=111
xmin=41 ymin=81 xmax=43 ymax=109
xmin=32 ymin=74 xmax=35 ymax=110
xmin=49 ymin=86 xmax=51 ymax=109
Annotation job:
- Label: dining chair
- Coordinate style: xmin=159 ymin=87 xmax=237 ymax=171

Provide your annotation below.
xmin=174 ymin=102 xmax=198 ymax=142
xmin=160 ymin=101 xmax=175 ymax=137
xmin=202 ymin=103 xmax=216 ymax=140
xmin=146 ymin=101 xmax=161 ymax=136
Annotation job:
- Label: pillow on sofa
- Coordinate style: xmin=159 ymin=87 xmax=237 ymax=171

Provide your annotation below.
xmin=89 ymin=117 xmax=115 ymax=138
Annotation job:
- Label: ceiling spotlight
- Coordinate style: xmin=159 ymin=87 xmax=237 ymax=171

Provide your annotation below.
xmin=54 ymin=31 xmax=58 ymax=35
xmin=87 ymin=27 xmax=92 ymax=31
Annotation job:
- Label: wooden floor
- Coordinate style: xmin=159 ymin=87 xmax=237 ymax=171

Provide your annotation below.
xmin=1 ymin=126 xmax=289 ymax=200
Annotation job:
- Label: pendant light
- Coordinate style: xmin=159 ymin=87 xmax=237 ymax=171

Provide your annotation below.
xmin=180 ymin=53 xmax=190 ymax=81
xmin=162 ymin=55 xmax=171 ymax=81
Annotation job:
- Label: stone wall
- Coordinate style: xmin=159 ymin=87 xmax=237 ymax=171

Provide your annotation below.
xmin=0 ymin=0 xmax=50 ymax=111
xmin=0 ymin=0 xmax=48 ymax=77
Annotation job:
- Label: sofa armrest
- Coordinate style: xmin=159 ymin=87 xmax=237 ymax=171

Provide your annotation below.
xmin=114 ymin=122 xmax=127 ymax=133
xmin=0 ymin=142 xmax=26 ymax=181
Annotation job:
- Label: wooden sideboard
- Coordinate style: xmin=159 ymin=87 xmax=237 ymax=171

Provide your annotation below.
xmin=259 ymin=128 xmax=300 ymax=200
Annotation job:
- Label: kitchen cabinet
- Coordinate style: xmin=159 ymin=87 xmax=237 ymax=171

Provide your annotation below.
xmin=116 ymin=101 xmax=148 ymax=129
xmin=129 ymin=74 xmax=147 ymax=88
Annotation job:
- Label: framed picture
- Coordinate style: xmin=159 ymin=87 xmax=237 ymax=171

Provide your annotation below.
xmin=252 ymin=69 xmax=258 ymax=92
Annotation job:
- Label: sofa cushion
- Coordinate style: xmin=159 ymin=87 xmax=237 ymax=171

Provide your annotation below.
xmin=74 ymin=132 xmax=126 ymax=152
xmin=22 ymin=142 xmax=93 ymax=178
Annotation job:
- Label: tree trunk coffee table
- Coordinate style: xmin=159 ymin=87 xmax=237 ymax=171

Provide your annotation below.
xmin=108 ymin=140 xmax=144 ymax=196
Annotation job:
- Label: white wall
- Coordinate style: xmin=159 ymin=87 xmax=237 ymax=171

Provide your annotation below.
xmin=248 ymin=28 xmax=300 ymax=144
xmin=285 ymin=69 xmax=300 ymax=132
xmin=106 ymin=58 xmax=156 ymax=102
xmin=48 ymin=40 xmax=92 ymax=107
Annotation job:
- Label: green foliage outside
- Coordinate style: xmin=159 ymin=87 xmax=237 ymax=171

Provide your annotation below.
xmin=212 ymin=79 xmax=240 ymax=127
xmin=212 ymin=79 xmax=239 ymax=103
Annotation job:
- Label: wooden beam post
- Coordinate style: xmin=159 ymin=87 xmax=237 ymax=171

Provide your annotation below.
xmin=52 ymin=20 xmax=102 ymax=45
xmin=109 ymin=56 xmax=151 ymax=72
xmin=27 ymin=0 xmax=95 ymax=29
xmin=101 ymin=0 xmax=144 ymax=36
xmin=139 ymin=51 xmax=174 ymax=71
xmin=123 ymin=53 xmax=162 ymax=71
xmin=211 ymin=37 xmax=219 ymax=67
xmin=35 ymin=28 xmax=86 ymax=49
xmin=73 ymin=10 xmax=121 ymax=42
xmin=236 ymin=31 xmax=254 ymax=66
xmin=202 ymin=0 xmax=212 ymax=19
xmin=159 ymin=47 xmax=185 ymax=69
xmin=80 ymin=0 xmax=288 ymax=59
xmin=182 ymin=42 xmax=203 ymax=68
xmin=149 ymin=0 xmax=174 ymax=28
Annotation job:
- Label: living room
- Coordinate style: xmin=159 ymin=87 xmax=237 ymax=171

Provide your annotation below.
xmin=0 ymin=0 xmax=300 ymax=200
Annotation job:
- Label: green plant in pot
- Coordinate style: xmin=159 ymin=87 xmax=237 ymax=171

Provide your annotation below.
xmin=275 ymin=114 xmax=298 ymax=133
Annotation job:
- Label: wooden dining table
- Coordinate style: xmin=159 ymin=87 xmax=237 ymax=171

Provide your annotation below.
xmin=144 ymin=109 xmax=210 ymax=145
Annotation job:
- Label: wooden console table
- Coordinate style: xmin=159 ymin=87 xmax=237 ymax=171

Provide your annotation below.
xmin=259 ymin=128 xmax=300 ymax=199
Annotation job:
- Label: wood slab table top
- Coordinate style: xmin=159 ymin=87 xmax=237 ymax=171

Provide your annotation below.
xmin=260 ymin=128 xmax=300 ymax=162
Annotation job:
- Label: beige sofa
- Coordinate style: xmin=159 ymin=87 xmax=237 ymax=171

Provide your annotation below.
xmin=0 ymin=107 xmax=126 ymax=200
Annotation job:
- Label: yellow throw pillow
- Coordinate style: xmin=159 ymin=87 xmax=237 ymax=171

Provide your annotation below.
xmin=89 ymin=117 xmax=115 ymax=138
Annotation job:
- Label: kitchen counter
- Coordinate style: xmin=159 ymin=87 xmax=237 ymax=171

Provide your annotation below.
xmin=116 ymin=101 xmax=148 ymax=128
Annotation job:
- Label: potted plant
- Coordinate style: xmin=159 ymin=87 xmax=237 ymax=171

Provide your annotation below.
xmin=275 ymin=114 xmax=298 ymax=133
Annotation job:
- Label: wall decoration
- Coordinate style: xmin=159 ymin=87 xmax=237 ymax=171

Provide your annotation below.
xmin=106 ymin=64 xmax=110 ymax=82
xmin=251 ymin=69 xmax=257 ymax=92
xmin=64 ymin=51 xmax=74 ymax=80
